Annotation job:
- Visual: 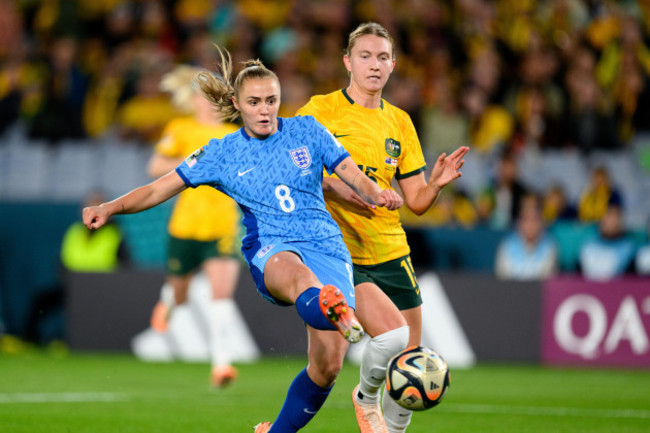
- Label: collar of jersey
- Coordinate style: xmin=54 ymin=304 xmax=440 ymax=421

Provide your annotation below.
xmin=341 ymin=88 xmax=384 ymax=110
xmin=239 ymin=117 xmax=284 ymax=141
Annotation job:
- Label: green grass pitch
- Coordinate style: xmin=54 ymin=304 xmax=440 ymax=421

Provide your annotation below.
xmin=1 ymin=352 xmax=649 ymax=433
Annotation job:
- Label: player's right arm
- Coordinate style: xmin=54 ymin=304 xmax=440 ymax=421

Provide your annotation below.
xmin=83 ymin=171 xmax=187 ymax=230
xmin=334 ymin=156 xmax=403 ymax=211
xmin=323 ymin=176 xmax=376 ymax=211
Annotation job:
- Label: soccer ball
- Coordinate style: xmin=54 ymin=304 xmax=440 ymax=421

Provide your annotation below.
xmin=385 ymin=346 xmax=450 ymax=411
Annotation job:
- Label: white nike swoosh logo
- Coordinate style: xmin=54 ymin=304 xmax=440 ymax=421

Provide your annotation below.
xmin=305 ymin=295 xmax=319 ymax=307
xmin=303 ymin=408 xmax=317 ymax=415
xmin=238 ymin=167 xmax=255 ymax=176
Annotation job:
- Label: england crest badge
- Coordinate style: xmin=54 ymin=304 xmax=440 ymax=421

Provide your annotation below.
xmin=289 ymin=146 xmax=312 ymax=170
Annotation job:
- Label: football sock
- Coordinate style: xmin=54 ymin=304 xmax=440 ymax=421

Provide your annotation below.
xmin=209 ymin=299 xmax=235 ymax=367
xmin=382 ymin=386 xmax=413 ymax=433
xmin=295 ymin=287 xmax=336 ymax=331
xmin=160 ymin=282 xmax=176 ymax=308
xmin=357 ymin=326 xmax=409 ymax=405
xmin=269 ymin=368 xmax=332 ymax=432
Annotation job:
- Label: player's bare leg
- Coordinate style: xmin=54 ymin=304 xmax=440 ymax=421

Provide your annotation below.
xmin=150 ymin=275 xmax=191 ymax=332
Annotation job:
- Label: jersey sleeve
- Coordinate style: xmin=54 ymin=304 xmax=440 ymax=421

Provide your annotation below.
xmin=154 ymin=120 xmax=183 ymax=157
xmin=175 ymin=138 xmax=221 ymax=188
xmin=395 ymin=112 xmax=427 ymax=180
xmin=305 ymin=115 xmax=349 ymax=174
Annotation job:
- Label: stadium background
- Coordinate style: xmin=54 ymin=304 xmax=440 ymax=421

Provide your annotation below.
xmin=1 ymin=0 xmax=650 ymax=411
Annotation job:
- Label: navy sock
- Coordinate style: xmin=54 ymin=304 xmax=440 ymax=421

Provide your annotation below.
xmin=269 ymin=368 xmax=333 ymax=432
xmin=295 ymin=287 xmax=335 ymax=331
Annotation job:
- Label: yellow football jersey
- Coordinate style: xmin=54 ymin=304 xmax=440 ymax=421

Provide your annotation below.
xmin=297 ymin=89 xmax=426 ymax=265
xmin=155 ymin=117 xmax=240 ymax=241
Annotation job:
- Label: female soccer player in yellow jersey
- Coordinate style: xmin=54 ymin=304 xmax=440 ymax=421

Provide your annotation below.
xmin=147 ymin=65 xmax=242 ymax=388
xmin=298 ymin=22 xmax=469 ymax=433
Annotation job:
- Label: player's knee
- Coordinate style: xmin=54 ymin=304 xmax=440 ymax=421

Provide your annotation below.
xmin=291 ymin=265 xmax=319 ymax=296
xmin=375 ymin=325 xmax=410 ymax=355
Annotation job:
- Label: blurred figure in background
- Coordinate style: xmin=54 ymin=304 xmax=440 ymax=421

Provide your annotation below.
xmin=61 ymin=190 xmax=127 ymax=273
xmin=477 ymin=148 xmax=527 ymax=229
xmin=542 ymin=184 xmax=577 ymax=224
xmin=116 ymin=66 xmax=177 ymax=145
xmin=579 ymin=201 xmax=636 ymax=281
xmin=28 ymin=36 xmax=88 ymax=144
xmin=495 ymin=193 xmax=558 ymax=280
xmin=578 ymin=165 xmax=622 ymax=223
xmin=146 ymin=65 xmax=242 ymax=388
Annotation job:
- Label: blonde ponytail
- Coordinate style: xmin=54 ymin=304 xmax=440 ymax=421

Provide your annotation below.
xmin=195 ymin=45 xmax=279 ymax=122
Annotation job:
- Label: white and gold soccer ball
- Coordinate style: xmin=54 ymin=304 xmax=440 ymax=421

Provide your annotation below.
xmin=385 ymin=346 xmax=450 ymax=411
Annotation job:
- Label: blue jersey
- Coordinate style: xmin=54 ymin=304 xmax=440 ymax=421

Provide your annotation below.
xmin=176 ymin=116 xmax=351 ymax=259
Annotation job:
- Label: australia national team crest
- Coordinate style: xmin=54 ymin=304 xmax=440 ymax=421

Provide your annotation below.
xmin=290 ymin=146 xmax=312 ymax=170
xmin=385 ymin=138 xmax=401 ymax=158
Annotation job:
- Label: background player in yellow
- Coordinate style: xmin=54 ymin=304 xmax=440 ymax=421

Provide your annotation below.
xmin=147 ymin=65 xmax=242 ymax=388
xmin=298 ymin=22 xmax=469 ymax=433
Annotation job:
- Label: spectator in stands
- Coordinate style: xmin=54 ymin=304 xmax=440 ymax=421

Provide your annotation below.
xmin=61 ymin=191 xmax=127 ymax=272
xmin=578 ymin=165 xmax=622 ymax=223
xmin=563 ymin=46 xmax=620 ymax=153
xmin=28 ymin=36 xmax=88 ymax=143
xmin=495 ymin=193 xmax=558 ymax=280
xmin=542 ymin=184 xmax=577 ymax=224
xmin=477 ymin=148 xmax=527 ymax=229
xmin=460 ymin=82 xmax=514 ymax=156
xmin=116 ymin=66 xmax=177 ymax=145
xmin=579 ymin=201 xmax=636 ymax=281
xmin=420 ymin=77 xmax=470 ymax=161
xmin=509 ymin=84 xmax=565 ymax=152
xmin=82 ymin=45 xmax=129 ymax=138
xmin=635 ymin=218 xmax=650 ymax=275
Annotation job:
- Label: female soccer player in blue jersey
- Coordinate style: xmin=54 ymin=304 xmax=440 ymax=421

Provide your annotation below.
xmin=82 ymin=47 xmax=410 ymax=433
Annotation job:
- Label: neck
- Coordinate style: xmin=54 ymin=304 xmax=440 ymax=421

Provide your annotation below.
xmin=195 ymin=110 xmax=220 ymax=126
xmin=346 ymin=82 xmax=382 ymax=109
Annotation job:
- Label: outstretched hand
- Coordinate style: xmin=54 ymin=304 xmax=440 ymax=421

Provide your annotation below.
xmin=429 ymin=146 xmax=469 ymax=189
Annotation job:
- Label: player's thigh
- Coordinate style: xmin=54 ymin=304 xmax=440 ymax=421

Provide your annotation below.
xmin=167 ymin=274 xmax=193 ymax=304
xmin=354 ymin=282 xmax=407 ymax=338
xmin=264 ymin=251 xmax=320 ymax=303
xmin=306 ymin=327 xmax=348 ymax=387
xmin=203 ymin=257 xmax=241 ymax=299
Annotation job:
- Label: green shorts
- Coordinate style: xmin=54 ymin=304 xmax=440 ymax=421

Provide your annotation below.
xmin=167 ymin=233 xmax=240 ymax=275
xmin=353 ymin=254 xmax=422 ymax=310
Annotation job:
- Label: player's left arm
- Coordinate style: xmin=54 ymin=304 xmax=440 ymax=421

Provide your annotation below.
xmin=399 ymin=146 xmax=469 ymax=215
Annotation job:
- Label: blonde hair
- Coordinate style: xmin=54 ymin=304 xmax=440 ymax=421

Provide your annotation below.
xmin=159 ymin=65 xmax=204 ymax=114
xmin=346 ymin=22 xmax=395 ymax=58
xmin=195 ymin=45 xmax=279 ymax=122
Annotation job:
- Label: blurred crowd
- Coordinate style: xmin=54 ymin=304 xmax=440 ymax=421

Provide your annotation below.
xmin=1 ymin=0 xmax=650 ymax=281
xmin=1 ymin=0 xmax=649 ymax=148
